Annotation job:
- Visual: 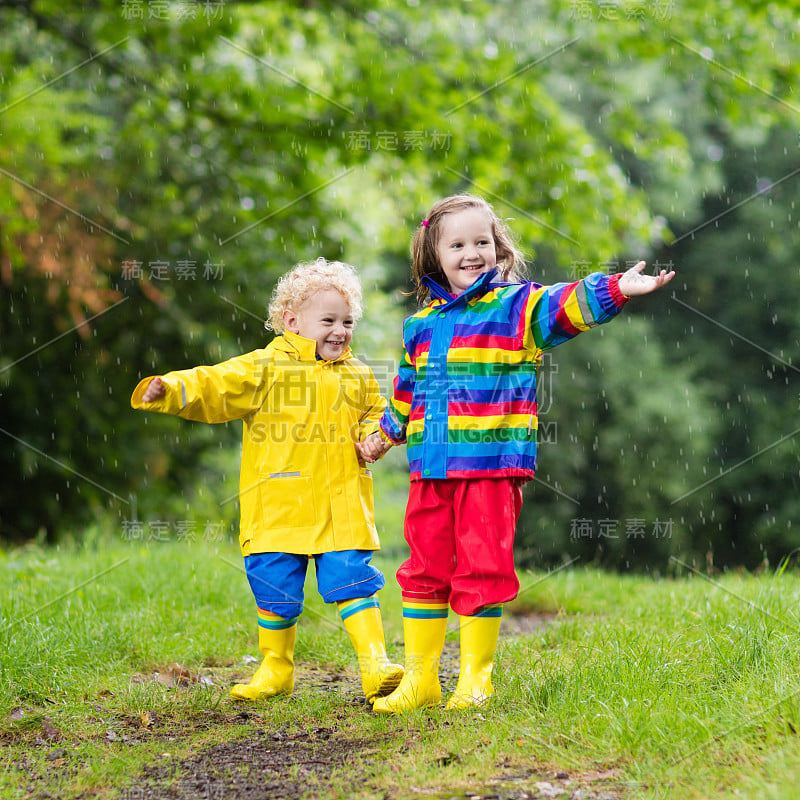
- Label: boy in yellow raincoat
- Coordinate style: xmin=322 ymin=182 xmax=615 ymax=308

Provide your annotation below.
xmin=131 ymin=258 xmax=403 ymax=703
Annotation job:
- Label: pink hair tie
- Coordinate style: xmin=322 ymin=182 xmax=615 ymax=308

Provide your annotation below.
xmin=421 ymin=219 xmax=429 ymax=227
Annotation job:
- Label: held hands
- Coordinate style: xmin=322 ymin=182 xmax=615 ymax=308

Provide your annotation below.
xmin=141 ymin=376 xmax=166 ymax=403
xmin=618 ymin=261 xmax=675 ymax=297
xmin=356 ymin=431 xmax=393 ymax=464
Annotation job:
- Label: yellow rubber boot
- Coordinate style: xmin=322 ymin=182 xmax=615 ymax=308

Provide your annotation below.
xmin=230 ymin=611 xmax=297 ymax=701
xmin=372 ymin=601 xmax=448 ymax=714
xmin=338 ymin=597 xmax=404 ymax=702
xmin=445 ymin=607 xmax=502 ymax=710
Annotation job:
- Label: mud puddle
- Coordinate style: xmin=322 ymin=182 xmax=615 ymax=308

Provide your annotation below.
xmin=121 ymin=725 xmax=396 ymax=800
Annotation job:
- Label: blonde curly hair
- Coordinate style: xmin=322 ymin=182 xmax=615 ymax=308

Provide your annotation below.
xmin=266 ymin=257 xmax=364 ymax=333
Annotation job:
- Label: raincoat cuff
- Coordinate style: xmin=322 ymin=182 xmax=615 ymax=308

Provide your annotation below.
xmin=130 ymin=375 xmax=181 ymax=413
xmin=608 ymin=273 xmax=629 ymax=305
xmin=359 ymin=421 xmax=381 ymax=440
xmin=379 ymin=425 xmax=405 ymax=446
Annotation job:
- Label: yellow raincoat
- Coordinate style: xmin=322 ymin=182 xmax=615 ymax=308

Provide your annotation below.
xmin=131 ymin=331 xmax=386 ymax=556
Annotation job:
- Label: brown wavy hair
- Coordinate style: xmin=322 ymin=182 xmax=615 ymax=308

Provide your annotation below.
xmin=410 ymin=194 xmax=526 ymax=305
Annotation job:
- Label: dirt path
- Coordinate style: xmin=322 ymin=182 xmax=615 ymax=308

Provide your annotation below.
xmin=129 ymin=724 xmax=396 ymax=800
xmin=118 ymin=615 xmax=625 ymax=800
xmin=7 ymin=614 xmax=627 ymax=799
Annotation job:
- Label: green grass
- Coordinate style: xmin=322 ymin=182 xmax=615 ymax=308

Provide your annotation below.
xmin=3 ymin=531 xmax=800 ymax=799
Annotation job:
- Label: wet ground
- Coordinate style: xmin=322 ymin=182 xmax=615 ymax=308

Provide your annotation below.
xmin=124 ymin=726 xmax=626 ymax=800
xmin=10 ymin=614 xmax=628 ymax=799
xmin=126 ymin=724 xmax=397 ymax=800
xmin=118 ymin=614 xmax=624 ymax=800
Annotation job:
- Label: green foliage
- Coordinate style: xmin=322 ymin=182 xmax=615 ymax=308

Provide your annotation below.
xmin=519 ymin=311 xmax=719 ymax=569
xmin=0 ymin=1 xmax=797 ymax=569
xmin=652 ymin=123 xmax=800 ymax=567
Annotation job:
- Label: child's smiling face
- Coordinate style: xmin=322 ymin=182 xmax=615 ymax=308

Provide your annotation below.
xmin=435 ymin=207 xmax=497 ymax=295
xmin=283 ymin=289 xmax=354 ymax=360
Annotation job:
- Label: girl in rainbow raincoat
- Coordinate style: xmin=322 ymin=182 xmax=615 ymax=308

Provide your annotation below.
xmin=359 ymin=194 xmax=674 ymax=713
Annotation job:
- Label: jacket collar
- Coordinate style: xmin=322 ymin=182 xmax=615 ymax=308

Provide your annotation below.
xmin=270 ymin=330 xmax=352 ymax=363
xmin=422 ymin=268 xmax=499 ymax=309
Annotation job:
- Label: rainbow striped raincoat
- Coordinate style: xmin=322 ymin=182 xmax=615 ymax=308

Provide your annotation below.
xmin=379 ymin=269 xmax=628 ymax=481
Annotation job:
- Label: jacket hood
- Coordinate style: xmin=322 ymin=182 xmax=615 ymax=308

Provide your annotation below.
xmin=422 ymin=268 xmax=500 ymax=308
xmin=269 ymin=330 xmax=352 ymax=363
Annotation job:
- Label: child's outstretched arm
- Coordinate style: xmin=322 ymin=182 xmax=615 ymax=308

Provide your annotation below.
xmin=131 ymin=351 xmax=270 ymax=422
xmin=618 ymin=261 xmax=675 ymax=297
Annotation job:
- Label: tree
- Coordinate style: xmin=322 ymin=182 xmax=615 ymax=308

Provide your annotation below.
xmin=1 ymin=0 xmax=797 ymax=571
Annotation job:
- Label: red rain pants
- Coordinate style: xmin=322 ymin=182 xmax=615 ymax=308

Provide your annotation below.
xmin=397 ymin=477 xmax=524 ymax=616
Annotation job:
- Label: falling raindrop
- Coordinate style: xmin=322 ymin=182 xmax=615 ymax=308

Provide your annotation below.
xmin=756 ymin=177 xmax=773 ymax=193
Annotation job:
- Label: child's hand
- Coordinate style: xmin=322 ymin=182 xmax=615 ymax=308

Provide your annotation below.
xmin=356 ymin=431 xmax=393 ymax=463
xmin=141 ymin=376 xmax=166 ymax=403
xmin=618 ymin=261 xmax=675 ymax=297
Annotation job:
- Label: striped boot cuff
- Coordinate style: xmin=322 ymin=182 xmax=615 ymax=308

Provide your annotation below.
xmin=468 ymin=604 xmax=503 ymax=619
xmin=402 ymin=601 xmax=449 ymax=620
xmin=338 ymin=596 xmax=380 ymax=621
xmin=257 ymin=608 xmax=299 ymax=630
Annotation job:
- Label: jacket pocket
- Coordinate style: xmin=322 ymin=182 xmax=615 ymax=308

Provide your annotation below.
xmin=258 ymin=471 xmax=318 ymax=528
xmin=358 ymin=467 xmax=376 ymax=530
